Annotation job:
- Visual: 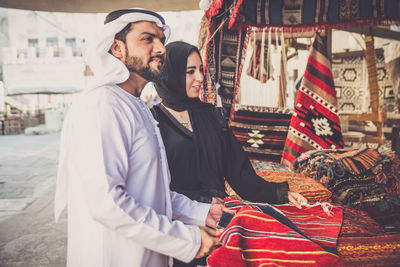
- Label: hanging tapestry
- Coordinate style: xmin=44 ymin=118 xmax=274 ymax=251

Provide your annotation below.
xmin=281 ymin=32 xmax=343 ymax=169
xmin=293 ymin=148 xmax=400 ymax=224
xmin=332 ymin=51 xmax=399 ymax=116
xmin=219 ymin=0 xmax=400 ymax=30
xmin=208 ymin=198 xmax=345 ymax=267
xmin=230 ymin=105 xmax=292 ymax=162
xmin=202 ymin=14 xmax=218 ymax=104
xmin=218 ymin=29 xmax=247 ymax=122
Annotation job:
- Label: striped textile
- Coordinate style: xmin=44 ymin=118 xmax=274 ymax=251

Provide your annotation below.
xmin=226 ymin=0 xmax=400 ymax=30
xmin=208 ymin=198 xmax=346 ymax=267
xmin=231 ymin=105 xmax=292 ymax=162
xmin=327 ymin=148 xmax=382 ymax=176
xmin=281 ymin=32 xmax=343 ymax=169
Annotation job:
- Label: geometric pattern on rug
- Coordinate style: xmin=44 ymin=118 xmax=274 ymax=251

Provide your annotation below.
xmin=332 ymin=55 xmax=366 ymax=112
xmin=332 ymin=52 xmax=398 ymax=116
xmin=231 ymin=105 xmax=292 ymax=162
xmin=218 ymin=29 xmax=247 ymax=122
xmin=281 ymin=33 xmax=344 ymax=169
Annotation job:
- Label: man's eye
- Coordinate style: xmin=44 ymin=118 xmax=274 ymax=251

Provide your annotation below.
xmin=143 ymin=36 xmax=153 ymax=42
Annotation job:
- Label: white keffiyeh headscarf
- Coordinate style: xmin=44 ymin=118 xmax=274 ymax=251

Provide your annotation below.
xmin=87 ymin=8 xmax=171 ymax=90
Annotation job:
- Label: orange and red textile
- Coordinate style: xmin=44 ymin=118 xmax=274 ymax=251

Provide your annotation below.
xmin=338 ymin=234 xmax=400 ymax=266
xmin=257 ymin=170 xmax=332 ymax=203
xmin=281 ymin=32 xmax=343 ymax=169
xmin=208 ymin=198 xmax=346 ymax=267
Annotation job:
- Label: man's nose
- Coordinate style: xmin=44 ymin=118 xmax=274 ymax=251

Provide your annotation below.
xmin=154 ymin=38 xmax=166 ymax=55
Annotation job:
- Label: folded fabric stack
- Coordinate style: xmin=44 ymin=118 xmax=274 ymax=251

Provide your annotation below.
xmin=257 ymin=170 xmax=332 ymax=203
xmin=208 ymin=198 xmax=345 ymax=267
xmin=293 ymin=148 xmax=400 ymax=224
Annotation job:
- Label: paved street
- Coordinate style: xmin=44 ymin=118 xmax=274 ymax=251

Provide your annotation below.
xmin=0 ymin=133 xmax=67 ymax=267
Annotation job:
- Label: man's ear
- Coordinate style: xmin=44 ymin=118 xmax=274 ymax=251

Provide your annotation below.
xmin=110 ymin=39 xmax=125 ymax=60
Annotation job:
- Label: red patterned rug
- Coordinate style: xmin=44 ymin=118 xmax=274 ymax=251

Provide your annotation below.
xmin=281 ymin=32 xmax=343 ymax=169
xmin=208 ymin=198 xmax=346 ymax=267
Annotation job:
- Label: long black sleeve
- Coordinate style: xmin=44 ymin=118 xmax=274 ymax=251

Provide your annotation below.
xmin=223 ymin=128 xmax=289 ymax=204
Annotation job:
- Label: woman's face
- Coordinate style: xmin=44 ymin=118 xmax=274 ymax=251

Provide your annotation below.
xmin=185 ymin=51 xmax=204 ymax=98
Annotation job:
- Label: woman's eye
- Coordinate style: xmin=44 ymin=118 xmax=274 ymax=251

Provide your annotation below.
xmin=186 ymin=70 xmax=195 ymax=74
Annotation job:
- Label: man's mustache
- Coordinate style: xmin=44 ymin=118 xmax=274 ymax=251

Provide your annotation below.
xmin=149 ymin=55 xmax=165 ymax=64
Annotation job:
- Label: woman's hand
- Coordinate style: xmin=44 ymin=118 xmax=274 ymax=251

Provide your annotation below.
xmin=206 ymin=201 xmax=236 ymax=228
xmin=211 ymin=197 xmax=224 ymax=205
xmin=288 ymin=192 xmax=308 ymax=209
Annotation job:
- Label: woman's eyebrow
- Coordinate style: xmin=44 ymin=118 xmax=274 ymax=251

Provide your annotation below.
xmin=186 ymin=66 xmax=196 ymax=69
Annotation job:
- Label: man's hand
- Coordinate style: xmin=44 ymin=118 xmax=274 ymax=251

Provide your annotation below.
xmin=195 ymin=226 xmax=221 ymax=259
xmin=206 ymin=202 xmax=235 ymax=228
xmin=288 ymin=191 xmax=308 ymax=209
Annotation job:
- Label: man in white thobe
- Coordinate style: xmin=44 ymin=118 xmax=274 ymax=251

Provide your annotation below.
xmin=55 ymin=8 xmax=226 ymax=267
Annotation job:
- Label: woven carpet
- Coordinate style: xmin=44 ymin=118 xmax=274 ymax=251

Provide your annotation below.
xmin=332 ymin=52 xmax=398 ymax=116
xmin=281 ymin=32 xmax=344 ymax=169
xmin=293 ymin=148 xmax=400 ymax=224
xmin=337 ymin=234 xmax=400 ymax=266
xmin=250 ymin=159 xmax=290 ymax=172
xmin=231 ymin=105 xmax=292 ymax=162
xmin=224 ymin=0 xmax=400 ymax=30
xmin=208 ymin=198 xmax=345 ymax=267
xmin=339 ymin=205 xmax=386 ymax=237
xmin=257 ymin=170 xmax=332 ymax=204
xmin=203 ymin=17 xmax=247 ymax=122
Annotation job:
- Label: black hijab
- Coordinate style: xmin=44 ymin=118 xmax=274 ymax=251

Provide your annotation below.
xmin=155 ymin=41 xmax=208 ymax=111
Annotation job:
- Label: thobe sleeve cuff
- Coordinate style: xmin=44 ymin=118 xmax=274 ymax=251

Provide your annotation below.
xmin=175 ymin=225 xmax=202 ymax=263
xmin=198 ymin=202 xmax=211 ymax=226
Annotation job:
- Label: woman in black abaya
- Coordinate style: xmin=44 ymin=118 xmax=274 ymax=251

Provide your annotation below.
xmin=152 ymin=41 xmax=307 ymax=267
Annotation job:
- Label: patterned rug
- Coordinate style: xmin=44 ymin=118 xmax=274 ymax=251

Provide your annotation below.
xmin=281 ymin=32 xmax=344 ymax=169
xmin=257 ymin=171 xmax=332 ymax=204
xmin=203 ymin=18 xmax=247 ymax=122
xmin=339 ymin=205 xmax=386 ymax=237
xmin=208 ymin=198 xmax=345 ymax=267
xmin=293 ymin=148 xmax=400 ymax=224
xmin=230 ymin=105 xmax=292 ymax=162
xmin=225 ymin=0 xmax=400 ymax=30
xmin=332 ymin=51 xmax=398 ymax=116
xmin=250 ymin=159 xmax=290 ymax=172
xmin=337 ymin=234 xmax=400 ymax=266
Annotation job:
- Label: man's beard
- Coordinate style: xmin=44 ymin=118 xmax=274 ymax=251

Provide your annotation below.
xmin=125 ymin=50 xmax=164 ymax=83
